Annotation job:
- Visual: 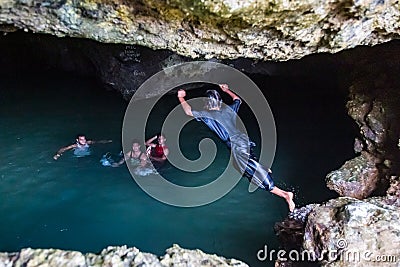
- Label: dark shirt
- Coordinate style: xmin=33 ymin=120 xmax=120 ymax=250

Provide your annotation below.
xmin=192 ymin=99 xmax=242 ymax=144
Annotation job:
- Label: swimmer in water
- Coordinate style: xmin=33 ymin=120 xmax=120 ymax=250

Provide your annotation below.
xmin=112 ymin=139 xmax=148 ymax=168
xmin=53 ymin=134 xmax=112 ymax=160
xmin=177 ymin=84 xmax=295 ymax=212
xmin=145 ymin=134 xmax=169 ymax=165
xmin=112 ymin=139 xmax=157 ymax=176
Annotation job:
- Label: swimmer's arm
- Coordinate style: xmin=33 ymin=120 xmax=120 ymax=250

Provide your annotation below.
xmin=140 ymin=153 xmax=148 ymax=161
xmin=150 ymin=155 xmax=166 ymax=162
xmin=88 ymin=140 xmax=112 ymax=145
xmin=163 ymin=147 xmax=169 ymax=158
xmin=139 ymin=153 xmax=148 ymax=167
xmin=145 ymin=136 xmax=158 ymax=147
xmin=146 ymin=146 xmax=152 ymax=156
xmin=177 ymin=89 xmax=193 ymax=117
xmin=112 ymin=153 xmax=129 ymax=167
xmin=219 ymin=84 xmax=240 ymax=101
xmin=53 ymin=144 xmax=76 ymax=160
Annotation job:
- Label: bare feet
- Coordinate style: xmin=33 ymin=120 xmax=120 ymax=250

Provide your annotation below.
xmin=287 ymin=192 xmax=295 ymax=212
xmin=270 ymin=187 xmax=296 ymax=212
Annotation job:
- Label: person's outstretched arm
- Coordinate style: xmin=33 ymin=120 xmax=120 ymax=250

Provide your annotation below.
xmin=139 ymin=153 xmax=149 ymax=167
xmin=219 ymin=84 xmax=240 ymax=101
xmin=177 ymin=89 xmax=193 ymax=117
xmin=145 ymin=135 xmax=158 ymax=147
xmin=53 ymin=144 xmax=76 ymax=160
xmin=112 ymin=152 xmax=129 ymax=167
xmin=88 ymin=139 xmax=112 ymax=144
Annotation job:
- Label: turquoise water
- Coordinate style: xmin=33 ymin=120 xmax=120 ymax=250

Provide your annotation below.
xmin=0 ymin=73 xmax=355 ymax=266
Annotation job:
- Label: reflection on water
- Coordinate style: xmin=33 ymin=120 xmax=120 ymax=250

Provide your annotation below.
xmin=0 ymin=73 xmax=355 ymax=266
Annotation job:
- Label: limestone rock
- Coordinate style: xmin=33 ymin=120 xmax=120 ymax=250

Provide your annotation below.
xmin=275 ymin=198 xmax=400 ymax=266
xmin=326 ymin=153 xmax=380 ymax=199
xmin=15 ymin=248 xmax=86 ymax=267
xmin=161 ymin=244 xmax=248 ymax=266
xmin=0 ymin=252 xmax=14 ymax=267
xmin=86 ymin=245 xmax=162 ymax=266
xmin=0 ymin=0 xmax=399 ymax=61
xmin=275 ymin=204 xmax=319 ymax=251
xmin=0 ymin=245 xmax=248 ymax=267
xmin=385 ymin=176 xmax=400 ymax=207
xmin=303 ymin=197 xmax=400 ymax=267
xmin=340 ymin=53 xmax=400 ymax=198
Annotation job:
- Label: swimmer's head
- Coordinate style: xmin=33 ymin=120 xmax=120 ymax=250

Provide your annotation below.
xmin=205 ymin=90 xmax=222 ymax=110
xmin=157 ymin=134 xmax=166 ymax=145
xmin=131 ymin=139 xmax=141 ymax=151
xmin=76 ymin=134 xmax=87 ymax=145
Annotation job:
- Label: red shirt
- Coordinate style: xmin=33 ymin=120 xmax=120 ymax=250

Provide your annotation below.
xmin=152 ymin=144 xmax=167 ymax=158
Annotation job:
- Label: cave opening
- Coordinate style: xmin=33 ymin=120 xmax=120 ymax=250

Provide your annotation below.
xmin=0 ymin=31 xmax=363 ymax=267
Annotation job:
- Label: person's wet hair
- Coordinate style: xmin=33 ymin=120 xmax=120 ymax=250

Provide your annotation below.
xmin=157 ymin=133 xmax=166 ymax=138
xmin=76 ymin=134 xmax=86 ymax=139
xmin=131 ymin=139 xmax=141 ymax=145
xmin=205 ymin=90 xmax=222 ymax=110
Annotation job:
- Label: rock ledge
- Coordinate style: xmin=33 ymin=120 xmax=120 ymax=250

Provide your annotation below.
xmin=0 ymin=244 xmax=248 ymax=267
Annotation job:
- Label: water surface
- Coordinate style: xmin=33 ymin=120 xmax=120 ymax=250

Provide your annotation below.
xmin=0 ymin=72 xmax=355 ymax=266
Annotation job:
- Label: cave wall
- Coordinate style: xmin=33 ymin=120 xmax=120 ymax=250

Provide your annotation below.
xmin=1 ymin=1 xmax=400 ymax=265
xmin=275 ymin=43 xmax=400 ymax=266
xmin=0 ymin=0 xmax=399 ymax=61
xmin=0 ymin=31 xmax=345 ymax=99
xmin=325 ymin=42 xmax=400 ymax=201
